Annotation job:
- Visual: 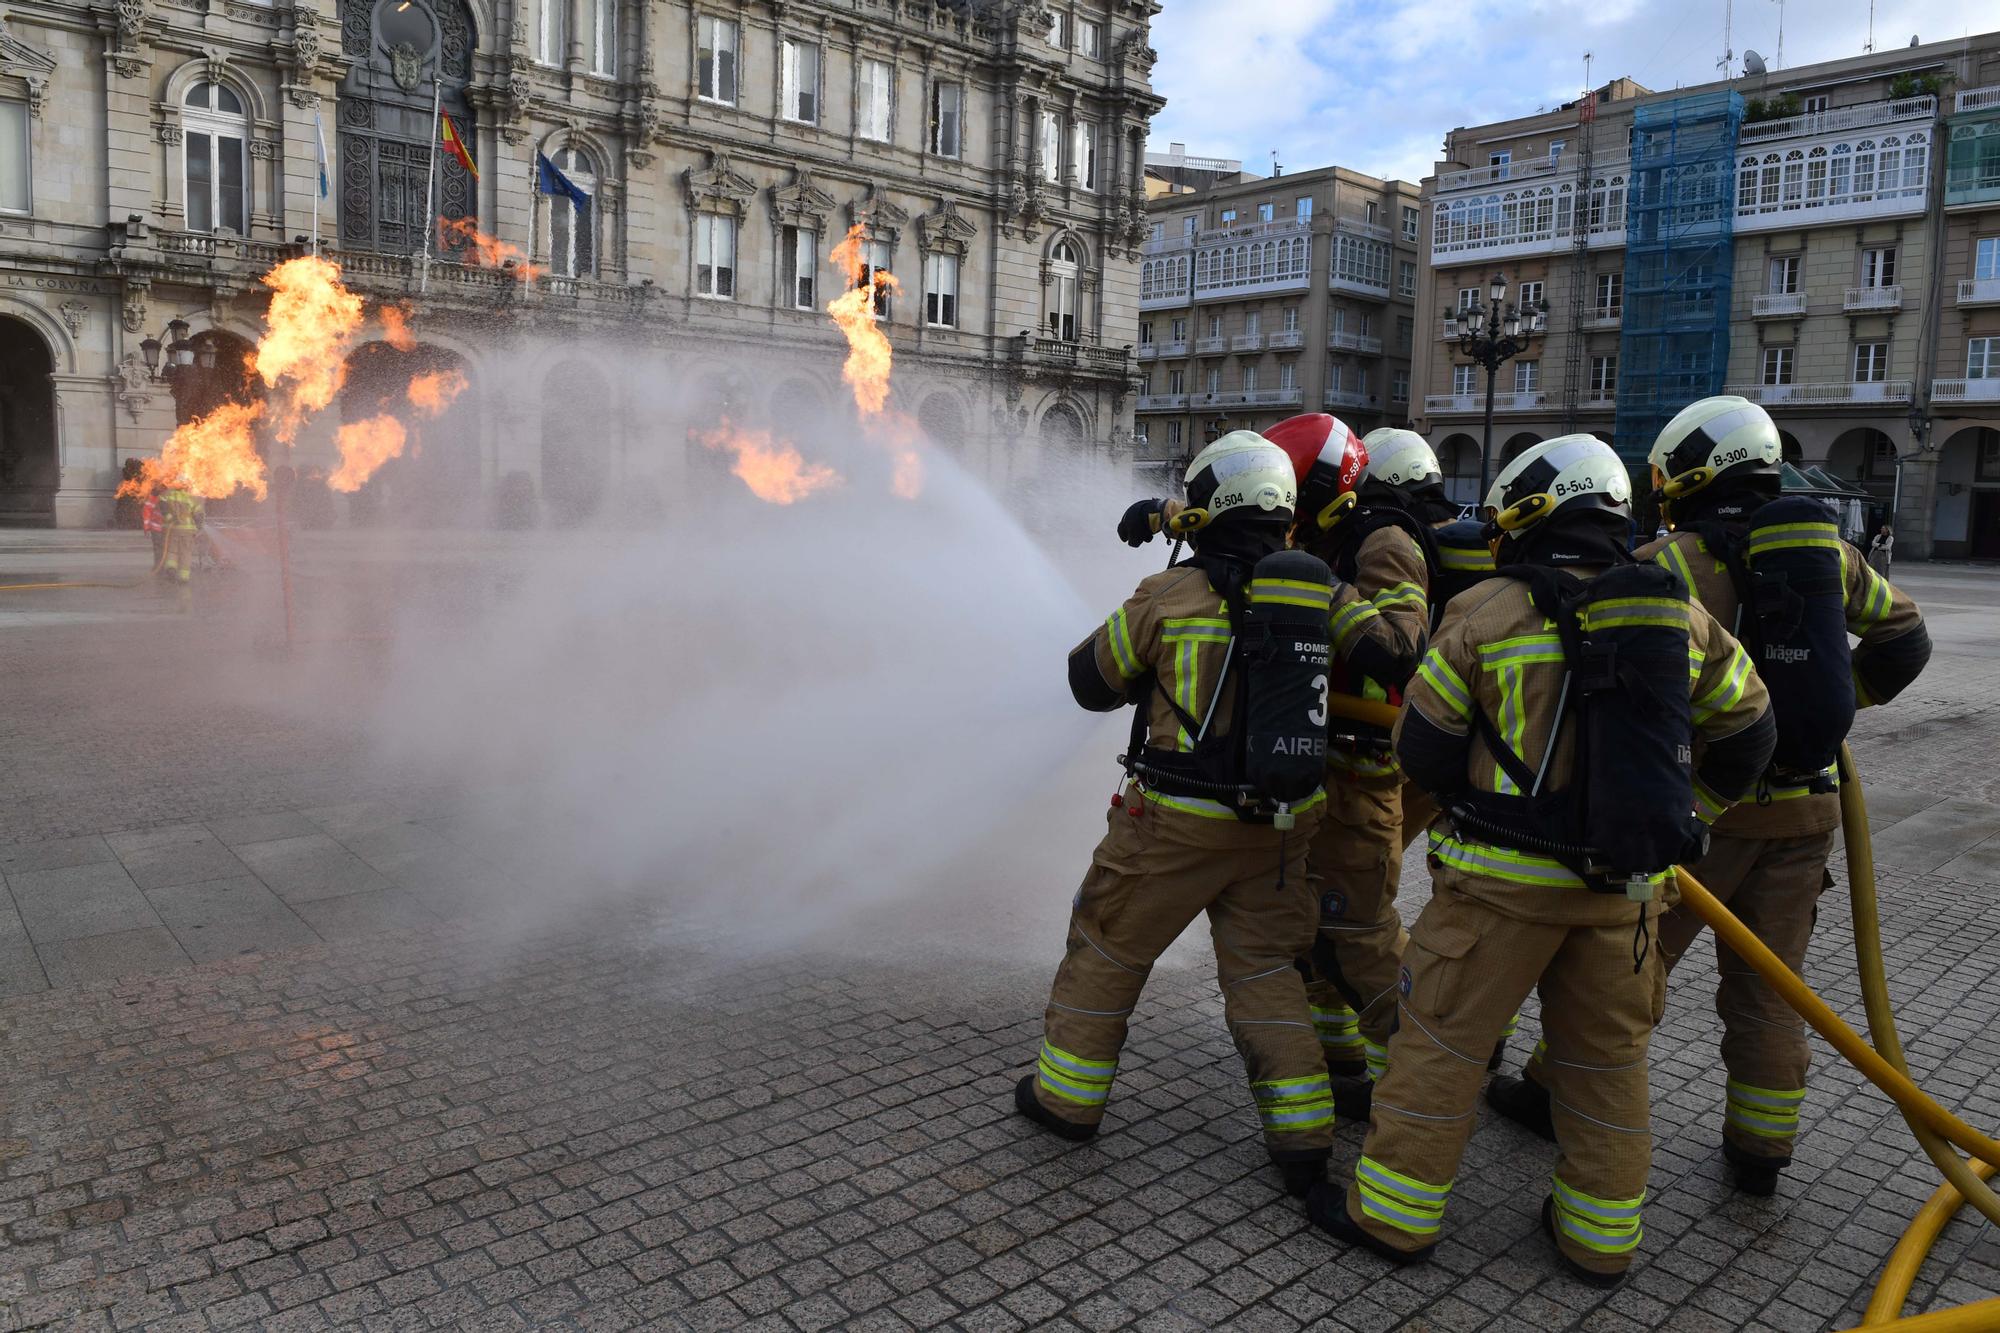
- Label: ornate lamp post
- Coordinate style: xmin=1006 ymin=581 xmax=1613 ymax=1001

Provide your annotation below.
xmin=1443 ymin=271 xmax=1547 ymax=500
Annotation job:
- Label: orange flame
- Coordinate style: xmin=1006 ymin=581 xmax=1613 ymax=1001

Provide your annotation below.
xmin=698 ymin=421 xmax=843 ymax=505
xmin=826 ymin=225 xmax=924 ymax=499
xmin=379 ymin=303 xmax=417 ymax=351
xmin=438 ymin=217 xmax=541 ymax=281
xmin=329 ymin=415 xmax=409 ymax=493
xmin=406 ymin=368 xmax=469 ymax=417
xmin=254 ymin=255 xmax=367 ymax=443
xmin=118 ymin=401 xmax=269 ymax=502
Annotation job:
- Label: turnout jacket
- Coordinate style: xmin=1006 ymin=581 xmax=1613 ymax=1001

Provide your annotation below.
xmin=1395 ymin=570 xmax=1773 ymax=926
xmin=1323 ymin=525 xmax=1431 ymax=785
xmin=1642 ymin=530 xmax=1928 ymax=838
xmin=1070 ymin=564 xmax=1328 ymax=821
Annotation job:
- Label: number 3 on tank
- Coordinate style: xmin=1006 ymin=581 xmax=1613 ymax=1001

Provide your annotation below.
xmin=1308 ymin=674 xmax=1328 ymax=729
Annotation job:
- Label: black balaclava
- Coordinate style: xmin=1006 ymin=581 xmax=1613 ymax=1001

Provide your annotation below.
xmin=1500 ymin=511 xmax=1635 ymax=569
xmin=1669 ymin=478 xmax=1781 ymax=530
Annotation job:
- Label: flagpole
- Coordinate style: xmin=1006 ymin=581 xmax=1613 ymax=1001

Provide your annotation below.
xmin=311 ymin=110 xmax=324 ymax=255
xmin=420 ymin=70 xmax=441 ymax=295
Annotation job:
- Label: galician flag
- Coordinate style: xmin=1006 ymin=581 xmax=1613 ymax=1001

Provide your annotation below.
xmin=439 ymin=111 xmax=478 ymax=179
xmin=313 ymin=109 xmax=329 ymax=198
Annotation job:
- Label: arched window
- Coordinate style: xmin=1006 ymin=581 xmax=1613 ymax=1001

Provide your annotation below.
xmin=183 ymin=82 xmax=248 ymax=234
xmin=543 ymin=146 xmax=598 ymax=277
xmin=1048 ymin=238 xmax=1080 ymax=342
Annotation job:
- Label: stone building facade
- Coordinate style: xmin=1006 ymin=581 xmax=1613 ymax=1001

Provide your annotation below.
xmin=0 ymin=0 xmax=1161 ymax=526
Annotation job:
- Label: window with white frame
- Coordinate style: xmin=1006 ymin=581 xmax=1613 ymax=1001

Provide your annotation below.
xmin=782 ymin=39 xmax=820 ymax=124
xmin=923 ymin=252 xmax=959 ymax=327
xmin=587 ymin=0 xmax=616 ymax=74
xmin=1977 ymin=237 xmax=2000 ymax=281
xmin=1392 ymin=369 xmax=1409 ymax=401
xmin=1803 ymin=94 xmax=1829 ymax=115
xmin=1861 ymin=245 xmax=1897 ymax=288
xmin=930 ymin=82 xmax=962 ymax=157
xmin=1170 ymin=317 xmax=1186 ymax=340
xmin=1039 ymin=109 xmax=1062 ymax=183
xmin=1359 ymin=311 xmax=1375 ymax=338
xmin=1167 ymin=420 xmax=1184 ymax=448
xmin=1205 ymin=367 xmax=1221 ymax=395
xmin=1589 ymin=355 xmax=1617 ymax=398
xmin=1402 ymin=205 xmax=1419 ymax=241
xmin=1768 ymin=255 xmax=1800 ymax=294
xmin=694 ymin=212 xmax=736 ymax=298
xmin=1453 ymin=364 xmax=1475 ymax=395
xmin=1762 ymin=345 xmax=1794 ymax=384
xmin=1220 ymin=207 xmax=1236 ymax=224
xmin=1244 ymin=310 xmax=1261 ymax=337
xmin=1297 ymin=196 xmax=1313 ymax=221
xmin=536 ymin=0 xmax=567 ymax=64
xmin=1328 ymin=361 xmax=1344 ymax=394
xmin=1281 ymin=361 xmax=1297 ymax=391
xmin=1206 ymin=313 xmax=1221 ymax=339
xmin=1968 ymin=337 xmax=1997 ymax=379
xmin=1071 ymin=120 xmax=1097 ymax=190
xmin=1182 ymin=216 xmax=1197 ymax=236
xmin=1397 ymin=261 xmax=1416 ymax=296
xmin=182 ymin=83 xmax=248 ymax=234
xmin=1331 ymin=307 xmax=1345 ymax=335
xmin=1242 ymin=364 xmax=1259 ymax=392
xmin=1518 ymin=280 xmax=1543 ymax=310
xmin=1596 ymin=271 xmax=1622 ymax=314
xmin=1078 ymin=19 xmax=1101 ymax=58
xmin=1048 ymin=10 xmax=1069 ymax=48
xmin=1167 ymin=369 xmax=1185 ymax=393
xmin=0 ymin=100 xmax=26 ymax=214
xmin=1853 ymin=341 xmax=1889 ymax=383
xmin=1549 ymin=139 xmax=1567 ymax=163
xmin=1138 ymin=320 xmax=1153 ymax=346
xmin=860 ymin=238 xmax=892 ymax=318
xmin=1396 ymin=316 xmax=1413 ymax=350
xmin=697 ymin=16 xmax=737 ymax=104
xmin=858 ymin=58 xmax=892 ymax=141
xmin=780 ymin=224 xmax=816 ymax=310
xmin=544 ymin=147 xmax=597 ymax=278
xmin=1283 ymin=306 xmax=1299 ymax=333
xmin=1257 ymin=202 xmax=1274 ymax=222
xmin=1457 ymin=286 xmax=1478 ymax=312
xmin=1514 ymin=360 xmax=1539 ymax=394
xmin=1149 ymin=222 xmax=1164 ymax=242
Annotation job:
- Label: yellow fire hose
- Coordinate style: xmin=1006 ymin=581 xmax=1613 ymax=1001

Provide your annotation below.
xmin=1330 ymin=692 xmax=2000 ymax=1328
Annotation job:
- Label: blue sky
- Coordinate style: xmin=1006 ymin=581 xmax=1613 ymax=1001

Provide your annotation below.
xmin=1146 ymin=0 xmax=1984 ymax=185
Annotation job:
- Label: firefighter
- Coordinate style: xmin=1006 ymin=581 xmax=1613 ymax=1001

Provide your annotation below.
xmin=1021 ymin=431 xmax=1340 ymax=1199
xmin=141 ymin=489 xmax=166 ymax=573
xmin=1310 ymin=434 xmax=1776 ymax=1286
xmin=1489 ymin=397 xmax=1931 ymax=1196
xmin=160 ymin=481 xmax=205 ymax=594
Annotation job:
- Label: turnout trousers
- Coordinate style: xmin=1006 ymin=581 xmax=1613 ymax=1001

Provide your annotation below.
xmin=1031 ymin=795 xmax=1335 ymax=1163
xmin=1345 ymin=884 xmax=1666 ymax=1280
xmin=1299 ymin=776 xmax=1406 ymax=1080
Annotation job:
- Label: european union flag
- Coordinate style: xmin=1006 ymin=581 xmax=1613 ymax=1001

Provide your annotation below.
xmin=536 ymin=152 xmax=590 ymax=210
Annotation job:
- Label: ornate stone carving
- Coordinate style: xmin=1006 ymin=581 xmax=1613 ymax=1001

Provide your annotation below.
xmin=22 ymin=75 xmax=46 ymax=117
xmin=155 ymin=122 xmax=182 ymax=145
xmin=121 ymin=282 xmax=149 ymax=335
xmin=390 ymin=41 xmax=421 ymax=91
xmin=285 ymin=86 xmax=321 ymax=109
xmin=917 ymin=196 xmax=976 ymax=257
xmin=249 ymin=138 xmax=279 ymax=159
xmin=291 ymin=5 xmax=321 ymax=64
xmin=684 ymin=150 xmax=756 ymax=216
xmin=58 ymin=301 xmax=87 ymax=336
xmin=769 ymin=167 xmax=835 ymax=229
xmin=848 ymin=183 xmax=910 ymax=243
xmin=0 ymin=14 xmax=60 ymax=107
xmin=116 ymin=353 xmax=155 ymax=422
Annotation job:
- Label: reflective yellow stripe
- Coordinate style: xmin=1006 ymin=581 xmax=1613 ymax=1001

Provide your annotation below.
xmin=1655 ymin=539 xmax=1698 ymax=592
xmin=1106 ymin=608 xmax=1140 ymax=679
xmin=1439 ymin=547 xmax=1494 ymax=572
xmin=1416 ymin=650 xmax=1473 ymax=719
xmin=1493 ymin=663 xmax=1527 ymax=795
xmin=1355 ymin=1157 xmax=1452 ymax=1237
xmin=1372 ymin=581 xmax=1427 ymax=609
xmin=1692 ymin=645 xmax=1752 ymax=722
xmin=1746 ymin=521 xmax=1840 ymax=560
xmin=1252 ymin=1074 xmax=1335 ymax=1132
xmin=1332 ymin=600 xmax=1380 ymax=650
xmin=1143 ymin=788 xmax=1327 ymax=820
xmin=1250 ymin=578 xmax=1334 ymax=610
xmin=1551 ymin=1176 xmax=1643 ymax=1255
xmin=1037 ymin=1041 xmax=1117 ymax=1106
xmin=1429 ymin=831 xmax=1671 ymax=890
xmin=1693 ymin=777 xmax=1729 ymax=824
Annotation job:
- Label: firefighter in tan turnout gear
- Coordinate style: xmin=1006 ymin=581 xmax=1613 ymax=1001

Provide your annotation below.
xmin=1021 ymin=432 xmax=1343 ymax=1199
xmin=1490 ymin=397 xmax=1931 ymax=1197
xmin=1309 ymin=435 xmax=1777 ymax=1286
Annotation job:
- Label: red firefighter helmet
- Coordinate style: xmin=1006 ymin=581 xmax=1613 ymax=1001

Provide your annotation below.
xmin=1264 ymin=413 xmax=1368 ymax=532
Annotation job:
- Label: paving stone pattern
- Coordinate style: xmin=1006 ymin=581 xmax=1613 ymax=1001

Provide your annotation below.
xmin=0 ymin=541 xmax=1996 ymax=1330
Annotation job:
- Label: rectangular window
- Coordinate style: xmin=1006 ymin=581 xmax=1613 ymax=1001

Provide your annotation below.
xmin=1514 ymin=360 xmax=1540 ymax=393
xmin=1039 ymin=109 xmax=1062 ymax=183
xmin=1071 ymin=121 xmax=1097 ymax=190
xmin=1977 ymin=236 xmax=2000 ymax=282
xmin=1489 ymin=149 xmax=1511 ymax=177
xmin=589 ymin=0 xmax=616 ymax=75
xmin=537 ymin=0 xmax=566 ymax=64
xmin=1242 ymin=364 xmax=1259 ymax=392
xmin=1589 ymin=355 xmax=1617 ymax=397
xmin=1167 ymin=420 xmax=1184 ymax=448
xmin=1078 ymin=19 xmax=1101 ymax=58
xmin=1206 ymin=314 xmax=1221 ymax=339
xmin=858 ymin=58 xmax=892 ymax=141
xmin=1205 ymin=368 xmax=1221 ymax=395
xmin=1364 ymin=201 xmax=1379 ymax=225
xmin=1392 ymin=370 xmax=1409 ymax=402
xmin=861 ymin=238 xmax=892 ymax=318
xmin=1297 ymin=196 xmax=1313 ymax=221
xmin=1457 ymin=286 xmax=1478 ymax=312
xmin=1138 ymin=321 xmax=1153 ymax=346
xmin=1853 ymin=341 xmax=1889 ymax=382
xmin=695 ymin=212 xmax=736 ymax=298
xmin=1862 ymin=246 xmax=1897 ymax=288
xmin=930 ymin=82 xmax=962 ymax=158
xmin=1968 ymin=337 xmax=1997 ymax=380
xmin=1183 ymin=216 xmax=1197 ymax=236
xmin=1220 ymin=208 xmax=1237 ymax=224
xmin=1244 ymin=311 xmax=1261 ymax=337
xmin=1328 ymin=362 xmax=1343 ymax=393
xmin=1171 ymin=317 xmax=1186 ymax=340
xmin=1453 ymin=364 xmax=1475 ymax=395
xmin=1548 ymin=138 xmax=1566 ymax=163
xmin=1518 ymin=280 xmax=1543 ymax=310
xmin=0 ymin=101 xmax=27 ymax=212
xmin=781 ymin=225 xmax=815 ymax=311
xmin=1357 ymin=366 xmax=1370 ymax=397
xmin=185 ymin=133 xmax=213 ymax=231
xmin=1803 ymin=94 xmax=1829 ymax=114
xmin=1149 ymin=221 xmax=1164 ymax=242
xmin=1596 ymin=271 xmax=1623 ymax=313
xmin=1768 ymin=255 xmax=1800 ymax=294
xmin=1281 ymin=362 xmax=1297 ymax=391
xmin=697 ymin=16 xmax=737 ymax=104
xmin=1359 ymin=311 xmax=1375 ymax=338
xmin=1331 ymin=307 xmax=1345 ymax=335
xmin=1397 ymin=261 xmax=1416 ymax=296
xmin=1396 ymin=316 xmax=1413 ymax=350
xmin=923 ymin=252 xmax=959 ymax=327
xmin=1402 ymin=205 xmax=1419 ymax=241
xmin=1048 ymin=10 xmax=1068 ymax=48
xmin=1283 ymin=306 xmax=1299 ymax=333
xmin=1762 ymin=345 xmax=1794 ymax=385
xmin=1168 ymin=369 xmax=1185 ymax=394
xmin=781 ymin=39 xmax=820 ymax=124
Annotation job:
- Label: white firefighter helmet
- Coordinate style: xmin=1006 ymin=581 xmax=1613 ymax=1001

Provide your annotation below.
xmin=1484 ymin=434 xmax=1632 ymax=535
xmin=1360 ymin=428 xmax=1444 ymax=491
xmin=1184 ymin=431 xmax=1297 ymax=527
xmin=1647 ymin=394 xmax=1784 ymax=502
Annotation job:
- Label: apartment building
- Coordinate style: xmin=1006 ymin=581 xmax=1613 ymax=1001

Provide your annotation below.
xmin=1134 ymin=166 xmax=1422 ymax=466
xmin=0 ymin=0 xmax=1161 ymax=526
xmin=1413 ymin=33 xmax=2000 ymax=557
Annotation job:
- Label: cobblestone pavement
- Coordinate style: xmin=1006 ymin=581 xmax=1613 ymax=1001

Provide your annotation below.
xmin=2 ymin=534 xmax=1998 ymax=1331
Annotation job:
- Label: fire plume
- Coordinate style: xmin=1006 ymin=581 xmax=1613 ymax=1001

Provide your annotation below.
xmin=826 ymin=225 xmax=924 ymax=499
xmin=330 ymin=415 xmax=409 ymax=493
xmin=119 ymin=401 xmax=269 ymax=501
xmin=254 ymin=255 xmax=367 ymax=443
xmin=698 ymin=421 xmax=843 ymax=505
xmin=407 ymin=368 xmax=469 ymax=417
xmin=379 ymin=303 xmax=418 ymax=351
xmin=438 ymin=217 xmax=541 ymax=280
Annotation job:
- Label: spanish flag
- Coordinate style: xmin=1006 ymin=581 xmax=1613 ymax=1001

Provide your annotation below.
xmin=439 ymin=111 xmax=478 ymax=179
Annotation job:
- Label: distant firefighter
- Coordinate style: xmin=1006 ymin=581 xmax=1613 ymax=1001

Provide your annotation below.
xmin=141 ymin=490 xmax=165 ymax=572
xmin=160 ymin=483 xmax=205 ymax=594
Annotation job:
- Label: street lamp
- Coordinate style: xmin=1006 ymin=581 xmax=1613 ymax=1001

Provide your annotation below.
xmin=138 ymin=317 xmax=195 ymax=381
xmin=1445 ymin=271 xmax=1547 ymax=501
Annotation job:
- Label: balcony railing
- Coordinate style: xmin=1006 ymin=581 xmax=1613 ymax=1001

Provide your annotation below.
xmin=1424 ymin=391 xmax=1548 ymax=414
xmin=1195 ymin=217 xmax=1311 ymax=246
xmin=1330 ymin=273 xmax=1392 ymax=298
xmin=1435 ymin=152 xmax=1570 ymax=194
xmin=1844 ymin=285 xmax=1903 ymax=313
xmin=1195 ymin=336 xmax=1229 ymax=355
xmin=1931 ymin=378 xmax=2000 ymax=402
xmin=1136 ymin=393 xmax=1190 ymax=411
xmin=1956 ymin=86 xmax=2000 ymax=114
xmin=1207 ymin=388 xmax=1305 ymax=408
xmin=1328 ymin=330 xmax=1384 ymax=355
xmin=1752 ymin=292 xmax=1807 ymax=318
xmin=1738 ymin=95 xmax=1936 ymax=145
xmin=1135 ymin=342 xmax=1160 ymax=360
xmin=1324 ymin=388 xmax=1374 ymax=410
xmin=1724 ymin=380 xmax=1913 ymax=406
xmin=1958 ymin=278 xmax=2000 ymax=307
xmin=1267 ymin=330 xmax=1305 ymax=350
xmin=1017 ymin=336 xmax=1130 ymax=375
xmin=1585 ymin=307 xmax=1622 ymax=328
xmin=1232 ymin=333 xmax=1265 ymax=352
xmin=1336 ymin=217 xmax=1393 ymax=242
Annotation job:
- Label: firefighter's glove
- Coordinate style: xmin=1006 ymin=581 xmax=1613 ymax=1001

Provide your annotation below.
xmin=1118 ymin=499 xmax=1169 ymax=548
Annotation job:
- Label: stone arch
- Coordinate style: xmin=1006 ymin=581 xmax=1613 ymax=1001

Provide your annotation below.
xmin=1933 ymin=426 xmax=2000 ymax=559
xmin=917 ymin=390 xmax=968 ymax=450
xmin=1826 ymin=426 xmax=1897 ymax=489
xmin=337 ymin=0 xmax=480 ymax=256
xmin=1778 ymin=431 xmax=1803 ymax=464
xmin=0 ymin=295 xmax=75 ymax=375
xmin=1437 ymin=432 xmax=1479 ymax=503
xmin=769 ymin=377 xmax=829 ymax=438
xmin=541 ymin=359 xmax=614 ymax=525
xmin=1500 ymin=432 xmax=1541 ymax=465
xmin=336 ymin=338 xmax=480 ymax=524
xmin=1039 ymin=400 xmax=1086 ymax=451
xmin=161 ymin=57 xmax=270 ymax=125
xmin=0 ymin=314 xmax=58 ymax=525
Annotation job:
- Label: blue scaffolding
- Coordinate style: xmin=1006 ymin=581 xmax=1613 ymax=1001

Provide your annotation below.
xmin=1614 ymin=92 xmax=1744 ymax=469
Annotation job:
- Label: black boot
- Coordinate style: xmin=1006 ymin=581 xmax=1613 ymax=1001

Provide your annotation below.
xmin=1013 ymin=1075 xmax=1097 ymax=1142
xmin=1486 ymin=1074 xmax=1557 ymax=1143
xmin=1326 ymin=1057 xmax=1367 ymax=1079
xmin=1331 ymin=1073 xmax=1373 ymax=1126
xmin=1487 ymin=1038 xmax=1507 ymax=1073
xmin=1722 ymin=1140 xmax=1788 ymax=1197
xmin=1274 ymin=1153 xmax=1328 ymax=1199
xmin=1542 ymin=1197 xmax=1626 ymax=1288
xmin=1306 ymin=1182 xmax=1435 ymax=1264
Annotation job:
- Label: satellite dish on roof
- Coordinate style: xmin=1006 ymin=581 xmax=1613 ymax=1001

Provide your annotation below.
xmin=1743 ymin=50 xmax=1767 ymax=74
